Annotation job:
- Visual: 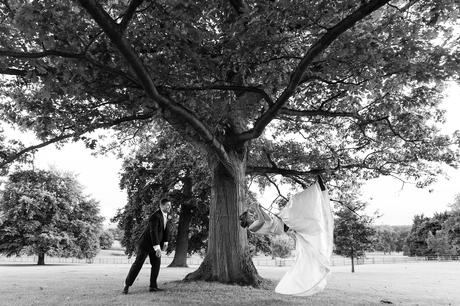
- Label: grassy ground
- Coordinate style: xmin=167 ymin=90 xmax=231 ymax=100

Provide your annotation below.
xmin=0 ymin=261 xmax=459 ymax=305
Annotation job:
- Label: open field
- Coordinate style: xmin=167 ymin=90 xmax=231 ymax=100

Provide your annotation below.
xmin=0 ymin=249 xmax=439 ymax=266
xmin=0 ymin=261 xmax=459 ymax=305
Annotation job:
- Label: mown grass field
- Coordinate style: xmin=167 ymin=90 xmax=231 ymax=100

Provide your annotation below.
xmin=0 ymin=261 xmax=458 ymax=305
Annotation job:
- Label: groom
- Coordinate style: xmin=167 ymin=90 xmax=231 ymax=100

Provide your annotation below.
xmin=123 ymin=198 xmax=171 ymax=294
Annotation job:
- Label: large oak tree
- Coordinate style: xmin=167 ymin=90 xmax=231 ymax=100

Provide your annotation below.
xmin=1 ymin=0 xmax=459 ymax=285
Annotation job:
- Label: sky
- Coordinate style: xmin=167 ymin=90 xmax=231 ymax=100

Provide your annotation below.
xmin=3 ymin=83 xmax=460 ymax=227
xmin=32 ymin=143 xmax=126 ymax=226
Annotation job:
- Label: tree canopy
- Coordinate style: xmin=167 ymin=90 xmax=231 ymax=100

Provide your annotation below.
xmin=0 ymin=169 xmax=104 ymax=264
xmin=0 ymin=0 xmax=458 ymax=184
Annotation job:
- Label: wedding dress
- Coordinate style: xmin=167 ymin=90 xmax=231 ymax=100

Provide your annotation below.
xmin=274 ymin=182 xmax=334 ymax=296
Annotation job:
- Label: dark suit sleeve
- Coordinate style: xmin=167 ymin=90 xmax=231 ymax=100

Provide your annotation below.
xmin=150 ymin=213 xmax=161 ymax=247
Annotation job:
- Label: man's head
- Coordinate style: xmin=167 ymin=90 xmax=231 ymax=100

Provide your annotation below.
xmin=159 ymin=198 xmax=171 ymax=214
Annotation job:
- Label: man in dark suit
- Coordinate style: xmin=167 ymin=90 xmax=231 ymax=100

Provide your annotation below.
xmin=123 ymin=198 xmax=171 ymax=294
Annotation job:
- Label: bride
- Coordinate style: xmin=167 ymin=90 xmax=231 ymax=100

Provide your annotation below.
xmin=239 ymin=176 xmax=334 ymax=296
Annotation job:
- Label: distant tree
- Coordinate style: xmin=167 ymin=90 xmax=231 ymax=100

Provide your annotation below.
xmin=441 ymin=210 xmax=460 ymax=255
xmin=406 ymin=212 xmax=450 ymax=256
xmin=270 ymin=235 xmax=294 ymax=259
xmin=106 ymin=227 xmax=123 ymax=241
xmin=373 ymin=226 xmax=397 ymax=254
xmin=405 ymin=214 xmax=430 ymax=256
xmin=426 ymin=230 xmax=454 ymax=256
xmin=247 ymin=231 xmax=272 ymax=257
xmin=334 ymin=204 xmax=375 ymax=272
xmin=99 ymin=230 xmax=114 ymax=250
xmin=449 ymin=194 xmax=460 ymax=212
xmin=392 ymin=225 xmax=411 ymax=253
xmin=0 ymin=169 xmax=103 ymax=265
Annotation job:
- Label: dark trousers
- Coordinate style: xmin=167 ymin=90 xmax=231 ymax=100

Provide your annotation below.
xmin=125 ymin=247 xmax=161 ymax=288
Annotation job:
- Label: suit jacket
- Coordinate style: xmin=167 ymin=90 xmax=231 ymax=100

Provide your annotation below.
xmin=138 ymin=210 xmax=169 ymax=251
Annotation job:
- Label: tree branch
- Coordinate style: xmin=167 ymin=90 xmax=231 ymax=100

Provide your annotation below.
xmin=165 ymin=85 xmax=273 ymax=106
xmin=0 ymin=112 xmax=154 ymax=168
xmin=384 ymin=118 xmax=422 ymax=142
xmin=77 ymin=0 xmax=231 ymax=165
xmin=0 ymin=49 xmax=85 ymax=59
xmin=247 ymin=166 xmax=323 ymax=177
xmin=0 ymin=67 xmax=27 ymax=76
xmin=279 ymin=108 xmax=359 ymax=119
xmin=330 ymin=199 xmax=362 ymax=217
xmin=235 ymin=0 xmax=390 ymax=142
xmin=0 ymin=0 xmax=15 ymax=18
xmin=247 ymin=161 xmax=388 ymax=177
xmin=119 ymin=0 xmax=144 ymax=33
xmin=263 ymin=174 xmax=289 ymax=202
xmin=0 ymin=48 xmax=139 ymax=84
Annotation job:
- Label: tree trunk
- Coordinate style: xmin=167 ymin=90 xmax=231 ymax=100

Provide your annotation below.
xmin=169 ymin=205 xmax=193 ymax=267
xmin=184 ymin=153 xmax=264 ymax=287
xmin=37 ymin=253 xmax=45 ymax=265
xmin=169 ymin=177 xmax=194 ymax=267
xmin=351 ymin=247 xmax=355 ymax=273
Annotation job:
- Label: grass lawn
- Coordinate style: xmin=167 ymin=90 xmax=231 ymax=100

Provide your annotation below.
xmin=0 ymin=261 xmax=459 ymax=305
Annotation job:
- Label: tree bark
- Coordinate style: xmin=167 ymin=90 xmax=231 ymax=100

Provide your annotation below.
xmin=169 ymin=204 xmax=193 ymax=267
xmin=351 ymin=247 xmax=355 ymax=273
xmin=184 ymin=152 xmax=264 ymax=287
xmin=37 ymin=253 xmax=45 ymax=265
xmin=169 ymin=177 xmax=194 ymax=267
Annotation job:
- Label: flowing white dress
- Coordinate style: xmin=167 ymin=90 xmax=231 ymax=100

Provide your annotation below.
xmin=274 ymin=182 xmax=334 ymax=296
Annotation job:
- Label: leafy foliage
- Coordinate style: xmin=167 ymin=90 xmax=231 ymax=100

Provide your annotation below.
xmin=334 ymin=204 xmax=376 ymax=260
xmin=405 ymin=210 xmax=459 ymax=256
xmin=99 ymin=229 xmax=114 ymax=250
xmin=0 ymin=169 xmax=104 ymax=263
xmin=442 ymin=210 xmax=460 ymax=255
xmin=372 ymin=225 xmax=410 ymax=254
xmin=106 ymin=227 xmax=123 ymax=241
xmin=405 ymin=212 xmax=448 ymax=256
xmin=449 ymin=193 xmax=460 ymax=212
xmin=373 ymin=226 xmax=398 ymax=254
xmin=270 ymin=235 xmax=295 ymax=259
xmin=426 ymin=230 xmax=454 ymax=256
xmin=112 ymin=130 xmax=211 ymax=256
xmin=0 ymin=0 xmax=458 ymax=187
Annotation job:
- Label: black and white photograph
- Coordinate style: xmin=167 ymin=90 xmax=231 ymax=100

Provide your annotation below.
xmin=0 ymin=0 xmax=459 ymax=305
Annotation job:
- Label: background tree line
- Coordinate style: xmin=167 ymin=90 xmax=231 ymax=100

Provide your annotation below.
xmin=405 ymin=204 xmax=460 ymax=257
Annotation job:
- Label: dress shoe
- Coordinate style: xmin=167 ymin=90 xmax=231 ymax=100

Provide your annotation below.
xmin=122 ymin=285 xmax=129 ymax=294
xmin=149 ymin=287 xmax=163 ymax=292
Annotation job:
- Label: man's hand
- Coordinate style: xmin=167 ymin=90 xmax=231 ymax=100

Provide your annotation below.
xmin=162 ymin=243 xmax=168 ymax=252
xmin=155 ymin=249 xmax=162 ymax=258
